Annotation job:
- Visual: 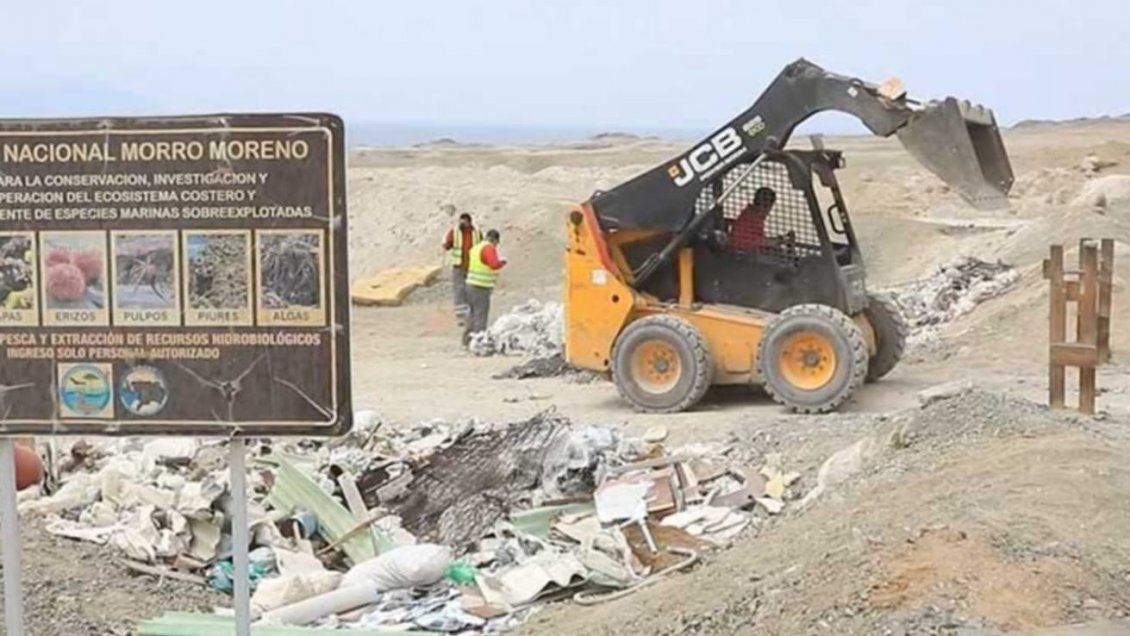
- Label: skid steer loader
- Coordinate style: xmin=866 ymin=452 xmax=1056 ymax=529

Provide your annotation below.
xmin=564 ymin=59 xmax=1014 ymax=414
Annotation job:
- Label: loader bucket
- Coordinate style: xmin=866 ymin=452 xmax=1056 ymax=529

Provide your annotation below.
xmin=896 ymin=97 xmax=1014 ymax=210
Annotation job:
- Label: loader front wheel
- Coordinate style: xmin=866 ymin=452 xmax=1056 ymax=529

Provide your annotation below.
xmin=612 ymin=315 xmax=713 ymax=413
xmin=757 ymin=304 xmax=868 ymax=414
xmin=863 ymin=292 xmax=908 ymax=382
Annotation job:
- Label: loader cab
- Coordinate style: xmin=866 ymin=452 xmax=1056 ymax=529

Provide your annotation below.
xmin=677 ymin=148 xmax=869 ymax=316
xmin=615 ymin=148 xmax=870 ymax=316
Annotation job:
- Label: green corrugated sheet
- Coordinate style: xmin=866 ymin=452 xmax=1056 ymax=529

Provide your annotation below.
xmin=138 ymin=612 xmax=434 ymax=635
xmin=261 ymin=456 xmax=377 ymax=565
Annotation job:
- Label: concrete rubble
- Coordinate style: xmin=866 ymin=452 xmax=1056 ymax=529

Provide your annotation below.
xmin=28 ymin=408 xmax=798 ymax=634
xmin=888 ymin=256 xmax=1020 ymax=349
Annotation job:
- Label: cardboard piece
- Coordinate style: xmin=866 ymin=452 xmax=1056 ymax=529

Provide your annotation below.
xmin=351 ymin=266 xmax=442 ymax=307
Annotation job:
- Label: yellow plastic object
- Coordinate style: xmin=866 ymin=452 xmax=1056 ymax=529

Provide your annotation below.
xmin=350 ymin=265 xmax=441 ymax=307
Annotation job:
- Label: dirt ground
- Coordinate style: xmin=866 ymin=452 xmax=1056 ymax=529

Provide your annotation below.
xmin=0 ymin=521 xmax=223 ymax=635
xmin=11 ymin=120 xmax=1130 ymax=634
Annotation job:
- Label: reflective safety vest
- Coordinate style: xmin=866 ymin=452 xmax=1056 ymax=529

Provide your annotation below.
xmin=448 ymin=226 xmax=483 ymax=267
xmin=466 ymin=241 xmax=499 ymax=289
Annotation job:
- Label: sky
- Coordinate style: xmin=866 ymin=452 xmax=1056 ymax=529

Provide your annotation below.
xmin=1 ymin=0 xmax=1128 ymax=143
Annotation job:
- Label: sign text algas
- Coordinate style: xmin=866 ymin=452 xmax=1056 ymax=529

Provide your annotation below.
xmin=0 ymin=114 xmax=351 ymax=436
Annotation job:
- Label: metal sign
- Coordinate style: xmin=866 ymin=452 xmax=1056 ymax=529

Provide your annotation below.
xmin=0 ymin=114 xmax=351 ymax=436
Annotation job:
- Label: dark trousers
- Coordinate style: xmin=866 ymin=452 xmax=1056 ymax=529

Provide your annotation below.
xmin=462 ymin=284 xmax=492 ymax=346
xmin=452 ymin=267 xmax=469 ymax=322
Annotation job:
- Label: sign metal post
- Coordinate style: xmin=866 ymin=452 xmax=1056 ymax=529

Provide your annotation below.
xmin=1 ymin=439 xmax=24 ymax=635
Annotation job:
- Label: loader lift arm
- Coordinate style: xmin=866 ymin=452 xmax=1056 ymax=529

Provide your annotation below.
xmin=589 ymin=58 xmax=1014 ymax=237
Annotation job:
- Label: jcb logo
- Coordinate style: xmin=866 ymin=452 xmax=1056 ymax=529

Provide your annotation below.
xmin=668 ymin=127 xmax=744 ymax=187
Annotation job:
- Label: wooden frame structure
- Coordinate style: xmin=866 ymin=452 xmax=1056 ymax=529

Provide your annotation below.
xmin=1043 ymin=238 xmax=1114 ymax=414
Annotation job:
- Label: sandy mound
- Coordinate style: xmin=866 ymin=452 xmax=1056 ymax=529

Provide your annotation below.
xmin=1074 ymin=175 xmax=1130 ymax=208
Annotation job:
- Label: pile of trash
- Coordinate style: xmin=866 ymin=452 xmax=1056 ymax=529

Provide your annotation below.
xmin=22 ymin=411 xmax=798 ymax=634
xmin=470 ymin=300 xmax=596 ymax=382
xmin=888 ymin=257 xmax=1019 ymax=348
xmin=469 ymin=300 xmax=564 ymax=359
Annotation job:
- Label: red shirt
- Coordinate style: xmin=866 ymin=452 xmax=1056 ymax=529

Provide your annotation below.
xmin=479 ymin=243 xmax=505 ymax=270
xmin=443 ymin=226 xmax=477 ymax=270
xmin=728 ymin=205 xmax=769 ymax=250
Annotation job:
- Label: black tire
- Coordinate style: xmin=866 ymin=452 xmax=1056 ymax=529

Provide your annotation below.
xmin=756 ymin=304 xmax=868 ymax=414
xmin=611 ymin=315 xmax=713 ymax=413
xmin=863 ymin=292 xmax=908 ymax=382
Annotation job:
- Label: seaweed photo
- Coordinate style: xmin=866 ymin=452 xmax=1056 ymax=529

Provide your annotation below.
xmin=0 ymin=235 xmax=34 ymax=311
xmin=113 ymin=233 xmax=177 ymax=310
xmin=259 ymin=232 xmax=321 ymax=309
xmin=41 ymin=232 xmax=106 ymax=310
xmin=187 ymin=233 xmax=249 ymax=309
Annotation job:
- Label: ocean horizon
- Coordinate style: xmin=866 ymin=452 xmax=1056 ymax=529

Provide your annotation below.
xmin=344 ymin=121 xmax=707 ymax=148
xmin=343 ymin=115 xmax=877 ymax=148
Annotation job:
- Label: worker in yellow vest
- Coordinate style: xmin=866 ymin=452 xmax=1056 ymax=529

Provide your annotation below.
xmin=463 ymin=229 xmax=507 ymax=347
xmin=442 ymin=212 xmax=482 ymax=325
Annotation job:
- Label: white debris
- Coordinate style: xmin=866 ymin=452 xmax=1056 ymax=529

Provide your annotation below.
xmin=341 ymin=544 xmax=453 ymax=591
xmin=889 ymin=257 xmax=1019 ymax=349
xmin=353 ymin=410 xmax=381 ymax=434
xmin=141 ymin=438 xmax=198 ymax=466
xmin=469 ymin=299 xmax=564 ymax=358
xmin=19 ymin=472 xmax=101 ymax=516
xmin=661 ymin=505 xmax=752 ymax=544
xmin=252 ymin=548 xmax=343 ymax=616
xmin=540 ymin=426 xmax=619 ymax=499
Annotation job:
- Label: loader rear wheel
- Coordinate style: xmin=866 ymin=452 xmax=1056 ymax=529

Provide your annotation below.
xmin=757 ymin=304 xmax=868 ymax=414
xmin=612 ymin=315 xmax=713 ymax=413
xmin=863 ymin=292 xmax=908 ymax=382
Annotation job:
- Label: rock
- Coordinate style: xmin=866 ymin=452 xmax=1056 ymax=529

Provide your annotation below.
xmin=916 ymin=380 xmax=974 ymax=407
xmin=1080 ymin=153 xmax=1118 ymax=173
xmin=1083 ymin=598 xmax=1103 ymax=610
xmin=1073 ymin=175 xmax=1130 ymax=208
xmin=798 ymin=433 xmax=892 ymax=510
xmin=642 ymin=426 xmax=669 ymax=444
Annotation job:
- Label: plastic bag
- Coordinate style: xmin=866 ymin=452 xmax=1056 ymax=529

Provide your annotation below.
xmin=342 ymin=544 xmax=452 ymax=591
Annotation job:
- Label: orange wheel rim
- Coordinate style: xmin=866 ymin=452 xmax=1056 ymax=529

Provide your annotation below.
xmin=778 ymin=330 xmax=837 ymax=390
xmin=630 ymin=339 xmax=681 ymax=394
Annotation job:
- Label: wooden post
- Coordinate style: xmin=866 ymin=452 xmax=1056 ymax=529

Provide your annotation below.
xmin=1047 ymin=240 xmax=1113 ymax=415
xmin=1098 ymin=238 xmax=1115 ymax=363
xmin=1078 ymin=242 xmax=1099 ymax=415
xmin=1047 ymin=245 xmax=1066 ymax=409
